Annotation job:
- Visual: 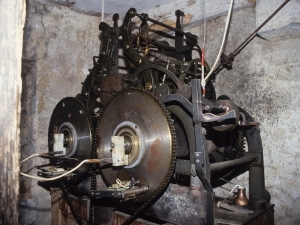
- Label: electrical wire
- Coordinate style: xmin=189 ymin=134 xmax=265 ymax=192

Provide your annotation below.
xmin=201 ymin=0 xmax=234 ymax=91
xmin=201 ymin=0 xmax=206 ymax=95
xmin=101 ymin=0 xmax=104 ymax=22
xmin=116 ymin=178 xmax=130 ymax=189
xmin=20 ymin=158 xmax=110 ymax=181
xmin=21 ymin=153 xmax=41 ymax=163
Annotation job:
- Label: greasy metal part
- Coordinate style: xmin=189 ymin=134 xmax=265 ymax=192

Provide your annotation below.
xmin=60 ymin=182 xmax=84 ymax=225
xmin=204 ymin=105 xmax=227 ymax=114
xmin=173 ymin=121 xmax=189 ymax=157
xmin=48 ymin=97 xmax=94 ymax=183
xmin=208 ymin=0 xmax=291 ymax=81
xmin=175 ymin=159 xmax=190 ymax=176
xmin=113 ymin=121 xmax=145 ymax=168
xmin=238 ymin=108 xmax=270 ymax=203
xmin=131 ymin=63 xmax=191 ymax=98
xmin=175 ymin=154 xmax=257 ymax=176
xmin=97 ymin=88 xmax=176 ymax=203
xmin=138 ymin=14 xmax=186 ymax=36
xmin=131 ymin=32 xmax=150 ymax=57
xmin=191 ymin=79 xmax=214 ymax=224
xmin=210 ymin=154 xmax=257 ymax=172
xmin=58 ymin=122 xmax=77 ymax=157
xmin=98 ymin=71 xmax=126 ymax=106
xmin=91 ymin=186 xmax=149 ymax=199
xmin=175 ymin=10 xmax=185 ymax=61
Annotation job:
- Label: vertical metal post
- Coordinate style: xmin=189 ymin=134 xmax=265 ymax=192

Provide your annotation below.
xmin=191 ymin=79 xmax=215 ymax=224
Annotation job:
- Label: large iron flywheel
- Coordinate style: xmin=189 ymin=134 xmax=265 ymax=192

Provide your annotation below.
xmin=97 ymin=88 xmax=176 ymax=202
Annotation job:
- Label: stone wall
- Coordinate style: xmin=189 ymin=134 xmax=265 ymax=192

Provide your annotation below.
xmin=187 ymin=2 xmax=300 ymax=225
xmin=0 ymin=1 xmax=26 ymax=224
xmin=21 ymin=1 xmax=102 ymax=224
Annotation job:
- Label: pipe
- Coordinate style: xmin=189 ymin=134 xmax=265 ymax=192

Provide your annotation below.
xmin=210 ymin=154 xmax=257 ymax=172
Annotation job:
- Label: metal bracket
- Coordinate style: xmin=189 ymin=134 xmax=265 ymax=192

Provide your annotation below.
xmin=53 ymin=134 xmax=66 ymax=156
xmin=111 ymin=136 xmax=129 ymax=167
xmin=90 ymin=186 xmax=149 ymax=200
xmin=191 ymin=79 xmax=215 ymax=225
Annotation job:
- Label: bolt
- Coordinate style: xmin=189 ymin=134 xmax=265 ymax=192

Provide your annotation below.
xmin=110 ymin=143 xmax=115 ymax=148
xmin=196 ymin=153 xmax=199 ymax=157
xmin=196 ymin=159 xmax=200 ymax=163
xmin=183 ymin=62 xmax=188 ymax=67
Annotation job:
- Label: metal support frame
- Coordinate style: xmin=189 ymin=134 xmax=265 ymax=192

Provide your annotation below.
xmin=191 ymin=79 xmax=215 ymax=224
xmin=159 ymin=79 xmax=270 ymax=224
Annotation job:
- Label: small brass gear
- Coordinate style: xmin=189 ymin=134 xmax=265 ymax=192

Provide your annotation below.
xmin=131 ymin=32 xmax=150 ymax=56
xmin=127 ymin=32 xmax=150 ymax=68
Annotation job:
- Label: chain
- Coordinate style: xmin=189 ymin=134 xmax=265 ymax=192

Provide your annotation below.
xmin=97 ymin=88 xmax=177 ymax=224
xmin=60 ymin=181 xmax=83 ymax=225
xmin=89 ymin=108 xmax=100 ymax=225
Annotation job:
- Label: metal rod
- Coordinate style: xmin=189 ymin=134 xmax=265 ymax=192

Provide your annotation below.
xmin=233 ymin=0 xmax=291 ymax=57
xmin=143 ymin=16 xmax=186 ymax=36
xmin=151 ymin=41 xmax=177 ymax=51
xmin=123 ymin=187 xmax=149 ymax=196
xmin=208 ymin=0 xmax=291 ymax=81
xmin=210 ymin=154 xmax=257 ymax=172
xmin=118 ymin=55 xmax=126 ymax=59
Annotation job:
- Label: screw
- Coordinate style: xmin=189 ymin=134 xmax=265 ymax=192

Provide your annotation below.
xmin=196 ymin=159 xmax=200 ymax=163
xmin=110 ymin=143 xmax=115 ymax=148
xmin=196 ymin=153 xmax=199 ymax=157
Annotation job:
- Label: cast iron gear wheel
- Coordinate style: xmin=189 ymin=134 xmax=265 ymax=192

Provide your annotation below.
xmin=210 ymin=127 xmax=246 ymax=181
xmin=48 ymin=97 xmax=95 ymax=183
xmin=97 ymin=88 xmax=177 ymax=203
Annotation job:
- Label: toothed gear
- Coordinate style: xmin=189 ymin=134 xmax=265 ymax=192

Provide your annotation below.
xmin=97 ymin=88 xmax=177 ymax=203
xmin=131 ymin=32 xmax=150 ymax=56
xmin=211 ymin=128 xmax=246 ymax=181
xmin=128 ymin=32 xmax=150 ymax=68
xmin=48 ymin=97 xmax=96 ymax=183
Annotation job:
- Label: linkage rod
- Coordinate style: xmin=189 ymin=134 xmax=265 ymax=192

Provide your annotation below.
xmin=137 ymin=13 xmax=186 ymax=36
xmin=208 ymin=0 xmax=291 ymax=81
xmin=233 ymin=0 xmax=291 ymax=57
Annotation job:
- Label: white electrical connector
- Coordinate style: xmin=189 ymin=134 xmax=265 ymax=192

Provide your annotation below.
xmin=111 ymin=136 xmax=129 ymax=167
xmin=53 ymin=133 xmax=66 ymax=156
xmin=20 ymin=159 xmax=101 ymax=181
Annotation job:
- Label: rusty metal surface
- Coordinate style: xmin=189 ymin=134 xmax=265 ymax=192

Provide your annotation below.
xmin=97 ymin=88 xmax=176 ymax=203
xmin=48 ymin=97 xmax=93 ymax=182
xmin=99 ymin=71 xmax=126 ymax=105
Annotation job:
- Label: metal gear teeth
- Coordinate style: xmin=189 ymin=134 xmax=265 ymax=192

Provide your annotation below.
xmin=97 ymin=87 xmax=177 ymax=203
xmin=116 ymin=88 xmax=177 ymax=225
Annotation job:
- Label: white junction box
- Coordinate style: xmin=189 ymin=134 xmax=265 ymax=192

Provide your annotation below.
xmin=111 ymin=136 xmax=129 ymax=166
